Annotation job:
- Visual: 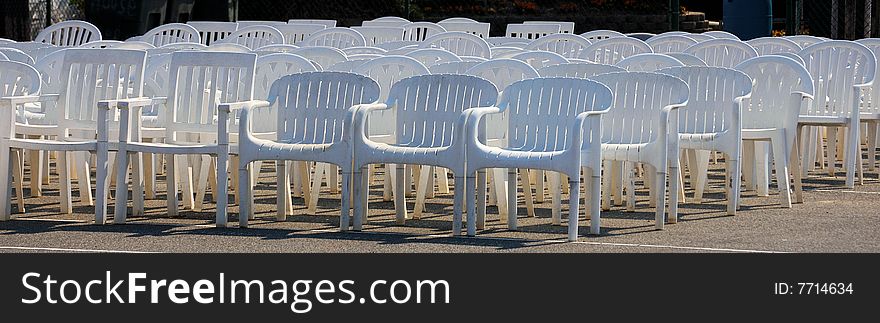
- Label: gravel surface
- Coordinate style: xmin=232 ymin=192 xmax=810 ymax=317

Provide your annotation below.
xmin=1 ymin=161 xmax=878 ymax=253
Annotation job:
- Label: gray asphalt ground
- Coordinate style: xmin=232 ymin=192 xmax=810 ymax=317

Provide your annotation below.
xmin=1 ymin=160 xmax=879 ymax=253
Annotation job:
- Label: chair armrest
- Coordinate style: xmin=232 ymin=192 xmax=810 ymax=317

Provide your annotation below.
xmin=0 ymin=94 xmax=59 ymax=106
xmin=462 ymin=106 xmax=500 ymax=148
xmin=98 ymin=97 xmax=153 ymax=110
xmin=569 ymin=110 xmax=608 ymax=151
xmin=352 ymin=103 xmax=389 ymax=144
xmin=228 ymin=100 xmax=272 ymax=143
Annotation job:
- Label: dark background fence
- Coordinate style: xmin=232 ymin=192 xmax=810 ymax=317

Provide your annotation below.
xmin=2 ymin=0 xmax=880 ymax=41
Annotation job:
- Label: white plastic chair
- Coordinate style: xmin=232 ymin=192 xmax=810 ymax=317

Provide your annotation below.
xmin=276 ymin=23 xmax=326 ymax=45
xmin=490 ymin=46 xmax=526 ymax=59
xmin=351 ymin=26 xmax=405 ymax=46
xmin=234 ymin=72 xmax=380 ymax=229
xmin=437 ymin=21 xmax=491 ymax=38
xmin=580 ymin=30 xmax=626 ymax=41
xmin=786 ymin=35 xmax=824 ymax=48
xmin=588 ymin=72 xmax=689 ymax=229
xmin=420 ymin=32 xmax=491 ymax=58
xmin=797 ymin=41 xmax=876 ymax=187
xmin=855 ymin=38 xmax=880 ymax=171
xmin=616 ymin=53 xmax=684 ymax=72
xmin=429 ymin=61 xmax=482 ymax=74
xmin=487 ymin=37 xmax=531 ymax=48
xmin=658 ymin=66 xmax=752 ymax=216
xmin=402 ymin=22 xmax=446 ymax=41
xmin=77 ymin=40 xmax=124 ymax=49
xmin=647 ymin=34 xmax=697 ymax=53
xmin=291 ymin=46 xmax=348 ymax=70
xmin=465 ymin=77 xmax=613 ymax=240
xmin=524 ymin=21 xmax=575 ymax=34
xmin=288 ymin=19 xmax=337 ymax=28
xmin=704 ymin=31 xmax=740 ymax=40
xmin=747 ymin=37 xmax=802 ymax=55
xmin=505 ymin=23 xmax=560 ymax=40
xmin=538 ymin=62 xmax=625 ymax=78
xmin=342 ymin=46 xmax=387 ymax=56
xmin=34 ymin=20 xmax=101 ymax=47
xmin=301 ymin=28 xmax=366 ymax=49
xmin=1 ymin=49 xmax=146 ymax=223
xmin=114 ymin=51 xmax=258 ymax=226
xmin=0 ymin=60 xmax=41 ymax=215
xmin=206 ymin=42 xmax=251 ymax=52
xmin=187 ymin=21 xmax=239 ymax=45
xmin=236 ymin=20 xmax=287 ymax=29
xmin=524 ymin=33 xmax=592 ymax=59
xmin=735 ymin=55 xmax=814 ymax=206
xmin=684 ymin=39 xmax=758 ymax=68
xmin=580 ymin=37 xmax=653 ymax=65
xmin=143 ymin=23 xmax=201 ymax=47
xmin=0 ymin=48 xmax=34 ymax=65
xmin=351 ymin=74 xmax=498 ymax=234
xmin=404 ymin=48 xmax=462 ymax=67
xmin=666 ymin=52 xmax=709 ymax=66
xmin=218 ymin=25 xmax=284 ymax=49
xmin=511 ymin=50 xmax=568 ymax=70
xmin=377 ymin=40 xmax=421 ymax=51
xmin=255 ymin=44 xmax=300 ymax=54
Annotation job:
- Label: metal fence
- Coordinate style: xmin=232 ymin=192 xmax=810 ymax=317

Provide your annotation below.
xmin=798 ymin=0 xmax=877 ymax=39
xmin=0 ymin=0 xmax=85 ymax=41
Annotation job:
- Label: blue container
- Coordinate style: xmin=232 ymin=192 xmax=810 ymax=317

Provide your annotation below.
xmin=723 ymin=0 xmax=772 ymax=40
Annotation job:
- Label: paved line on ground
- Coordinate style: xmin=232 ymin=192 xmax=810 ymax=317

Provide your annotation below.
xmin=813 ymin=189 xmax=880 ymax=194
xmin=0 ymin=246 xmax=153 ymax=253
xmin=5 ymin=219 xmax=787 ymax=253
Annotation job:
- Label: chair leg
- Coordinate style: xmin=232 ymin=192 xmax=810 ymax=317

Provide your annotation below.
xmin=394 ymin=164 xmax=407 ymax=224
xmin=0 ymin=146 xmax=12 ymax=220
xmin=654 ymin=170 xmax=667 ymax=230
xmin=693 ymin=150 xmax=710 ymax=203
xmin=308 ymin=163 xmax=326 ymax=215
xmin=452 ymin=173 xmax=465 ymax=236
xmin=770 ymin=137 xmax=792 ymax=208
xmin=601 ymin=160 xmax=612 ymax=211
xmin=727 ymin=153 xmax=741 ymax=216
xmin=73 ymin=151 xmax=93 ymax=206
xmin=506 ymin=168 xmax=517 ymax=230
xmin=340 ymin=169 xmax=352 ymax=231
xmin=437 ymin=168 xmax=450 ymax=194
xmin=413 ymin=165 xmax=431 ymax=219
xmin=144 ymin=150 xmax=156 ymax=199
xmin=669 ymin=157 xmax=681 ymax=224
xmin=58 ymin=151 xmax=73 ymax=214
xmin=329 ymin=165 xmax=339 ymax=194
xmin=492 ymin=168 xmax=508 ymax=223
xmin=590 ymin=173 xmax=601 ymax=235
xmin=130 ymin=152 xmax=145 ymax=217
xmin=465 ymin=170 xmax=477 ymax=237
xmin=624 ymin=162 xmax=635 ymax=212
xmin=177 ymin=156 xmax=195 ymax=210
xmin=867 ymin=123 xmax=877 ymax=172
xmin=741 ymin=142 xmax=756 ymax=191
xmin=567 ymin=178 xmax=580 ymax=242
xmin=611 ymin=162 xmax=623 ymax=206
xmin=519 ymin=168 xmax=535 ymax=217
xmin=827 ymin=127 xmax=838 ymax=177
xmin=27 ymin=147 xmax=42 ymax=197
xmin=194 ymin=156 xmax=210 ymax=211
xmin=383 ymin=164 xmax=393 ymax=202
xmin=165 ymin=154 xmax=179 ymax=216
xmin=755 ymin=142 xmax=770 ymax=197
xmin=299 ymin=161 xmax=312 ymax=206
xmin=238 ymin=162 xmax=250 ymax=228
xmin=550 ymin=172 xmax=562 ymax=225
xmin=534 ymin=170 xmax=545 ymax=203
xmin=95 ymin=145 xmax=110 ymax=224
xmin=12 ymin=150 xmax=25 ymax=213
xmin=352 ymin=166 xmax=367 ymax=231
xmin=113 ymin=149 xmax=130 ymax=224
xmin=277 ymin=160 xmax=291 ymax=221
xmin=215 ymin=153 xmax=228 ymax=227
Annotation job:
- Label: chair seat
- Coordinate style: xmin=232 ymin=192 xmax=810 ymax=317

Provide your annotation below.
xmin=359 ymin=142 xmax=455 ymax=168
xmin=8 ymin=137 xmax=97 ymax=152
xmin=242 ymin=138 xmax=342 ymax=164
xmin=126 ymin=141 xmax=220 ymax=155
xmin=471 ymin=146 xmax=570 ymax=172
xmin=798 ymin=115 xmax=850 ymax=125
xmin=742 ymin=127 xmax=782 ymax=140
xmin=601 ymin=142 xmax=652 ymax=162
xmin=679 ymin=132 xmax=722 ymax=151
